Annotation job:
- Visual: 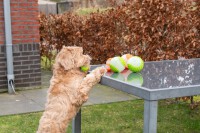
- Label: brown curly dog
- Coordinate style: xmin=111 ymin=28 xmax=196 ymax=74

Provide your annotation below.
xmin=37 ymin=46 xmax=106 ymax=133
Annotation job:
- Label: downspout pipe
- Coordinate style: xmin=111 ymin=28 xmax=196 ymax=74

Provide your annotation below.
xmin=3 ymin=0 xmax=15 ymax=94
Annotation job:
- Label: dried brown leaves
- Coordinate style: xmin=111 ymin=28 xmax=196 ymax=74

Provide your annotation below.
xmin=39 ymin=0 xmax=200 ymax=64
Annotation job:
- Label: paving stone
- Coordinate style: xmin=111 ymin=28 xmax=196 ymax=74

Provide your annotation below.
xmin=0 ymin=71 xmax=138 ymax=116
xmin=0 ymin=93 xmax=43 ymax=116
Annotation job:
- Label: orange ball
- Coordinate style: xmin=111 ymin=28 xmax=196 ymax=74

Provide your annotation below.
xmin=106 ymin=58 xmax=112 ymax=72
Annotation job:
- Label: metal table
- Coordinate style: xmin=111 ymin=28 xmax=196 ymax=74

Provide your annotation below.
xmin=73 ymin=58 xmax=200 ymax=133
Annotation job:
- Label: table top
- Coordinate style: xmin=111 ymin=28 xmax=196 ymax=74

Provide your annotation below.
xmin=106 ymin=58 xmax=200 ymax=89
xmin=92 ymin=58 xmax=200 ymax=100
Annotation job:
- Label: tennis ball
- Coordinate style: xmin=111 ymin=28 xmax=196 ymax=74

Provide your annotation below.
xmin=127 ymin=56 xmax=144 ymax=72
xmin=110 ymin=57 xmax=126 ymax=73
xmin=121 ymin=54 xmax=133 ymax=68
xmin=126 ymin=73 xmax=144 ymax=86
xmin=111 ymin=73 xmax=125 ymax=81
xmin=81 ymin=66 xmax=89 ymax=72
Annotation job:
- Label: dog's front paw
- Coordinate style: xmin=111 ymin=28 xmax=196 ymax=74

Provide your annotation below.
xmin=98 ymin=66 xmax=107 ymax=76
xmin=91 ymin=66 xmax=106 ymax=81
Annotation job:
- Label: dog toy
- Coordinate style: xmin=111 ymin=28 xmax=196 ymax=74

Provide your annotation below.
xmin=127 ymin=56 xmax=144 ymax=72
xmin=105 ymin=58 xmax=112 ymax=72
xmin=110 ymin=57 xmax=126 ymax=73
xmin=126 ymin=73 xmax=143 ymax=86
xmin=81 ymin=66 xmax=89 ymax=72
xmin=121 ymin=54 xmax=133 ymax=68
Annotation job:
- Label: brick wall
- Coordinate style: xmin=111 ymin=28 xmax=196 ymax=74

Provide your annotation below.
xmin=0 ymin=0 xmax=41 ymax=91
xmin=0 ymin=44 xmax=41 ymax=90
xmin=0 ymin=1 xmax=4 ymax=45
xmin=11 ymin=0 xmax=40 ymax=44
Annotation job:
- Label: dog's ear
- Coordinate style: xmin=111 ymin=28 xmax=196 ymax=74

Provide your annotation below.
xmin=54 ymin=46 xmax=79 ymax=70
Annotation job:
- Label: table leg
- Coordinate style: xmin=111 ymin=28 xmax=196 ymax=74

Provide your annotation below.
xmin=72 ymin=109 xmax=81 ymax=133
xmin=143 ymin=100 xmax=158 ymax=133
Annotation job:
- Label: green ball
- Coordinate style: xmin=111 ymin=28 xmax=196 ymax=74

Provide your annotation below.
xmin=111 ymin=73 xmax=125 ymax=81
xmin=127 ymin=73 xmax=144 ymax=86
xmin=81 ymin=66 xmax=89 ymax=72
xmin=127 ymin=56 xmax=144 ymax=72
xmin=110 ymin=57 xmax=126 ymax=73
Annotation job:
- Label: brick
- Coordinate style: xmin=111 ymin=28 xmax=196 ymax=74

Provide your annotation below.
xmin=13 ymin=61 xmax=21 ymax=66
xmin=15 ymin=83 xmax=30 ymax=87
xmin=34 ymin=51 xmax=40 ymax=55
xmin=23 ymin=78 xmax=35 ymax=83
xmin=12 ymin=7 xmax=27 ymax=12
xmin=0 ymin=58 xmax=5 ymax=62
xmin=0 ymin=62 xmax=6 ymax=66
xmin=12 ymin=40 xmax=22 ymax=44
xmin=13 ymin=53 xmax=21 ymax=56
xmin=0 ymin=67 xmax=6 ymax=71
xmin=23 ymin=44 xmax=28 ymax=51
xmin=10 ymin=3 xmax=19 ymax=7
xmin=27 ymin=0 xmax=38 ymax=2
xmin=11 ymin=11 xmax=20 ymax=16
xmin=30 ymin=82 xmax=41 ymax=86
xmin=0 ymin=76 xmax=7 ymax=79
xmin=14 ymin=65 xmax=29 ymax=70
xmin=0 ymin=78 xmax=6 ymax=82
xmin=13 ymin=45 xmax=20 ymax=52
xmin=0 ymin=80 xmax=7 ymax=84
xmin=0 ymin=85 xmax=7 ymax=88
xmin=35 ymin=77 xmax=41 ymax=82
xmin=11 ymin=0 xmax=29 ymax=3
xmin=12 ymin=25 xmax=28 ymax=31
xmin=22 ymin=52 xmax=33 ymax=56
xmin=19 ymin=44 xmax=22 ymax=51
xmin=15 ymin=74 xmax=29 ymax=79
xmin=34 ymin=59 xmax=40 ymax=64
xmin=29 ymin=55 xmax=40 ymax=60
xmin=14 ymin=56 xmax=28 ymax=61
xmin=12 ymin=21 xmax=39 ymax=25
xmin=28 ymin=44 xmax=32 ymax=51
xmin=14 ymin=70 xmax=21 ymax=75
xmin=19 ymin=3 xmax=30 ymax=7
xmin=0 ymin=41 xmax=4 ymax=45
xmin=0 ymin=45 xmax=5 ymax=53
xmin=22 ymin=69 xmax=33 ymax=74
xmin=30 ymin=73 xmax=41 ymax=77
xmin=14 ymin=79 xmax=22 ymax=84
xmin=30 ymin=64 xmax=40 ymax=69
xmin=22 ymin=60 xmax=33 ymax=65
xmin=34 ymin=69 xmax=41 ymax=73
xmin=0 ymin=54 xmax=5 ymax=58
xmin=0 ymin=71 xmax=5 ymax=75
xmin=12 ymin=16 xmax=33 ymax=21
xmin=0 ymin=46 xmax=3 ymax=52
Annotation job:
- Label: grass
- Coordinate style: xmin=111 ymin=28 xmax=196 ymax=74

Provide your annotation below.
xmin=41 ymin=56 xmax=55 ymax=70
xmin=0 ymin=100 xmax=199 ymax=133
xmin=75 ymin=7 xmax=111 ymax=16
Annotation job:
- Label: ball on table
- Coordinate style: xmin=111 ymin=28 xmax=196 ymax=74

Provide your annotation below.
xmin=80 ymin=66 xmax=89 ymax=72
xmin=127 ymin=56 xmax=144 ymax=72
xmin=110 ymin=57 xmax=126 ymax=73
xmin=121 ymin=54 xmax=133 ymax=68
xmin=111 ymin=73 xmax=125 ymax=81
xmin=126 ymin=73 xmax=144 ymax=86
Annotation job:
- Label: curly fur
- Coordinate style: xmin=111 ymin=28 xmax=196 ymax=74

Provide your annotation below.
xmin=37 ymin=46 xmax=106 ymax=133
